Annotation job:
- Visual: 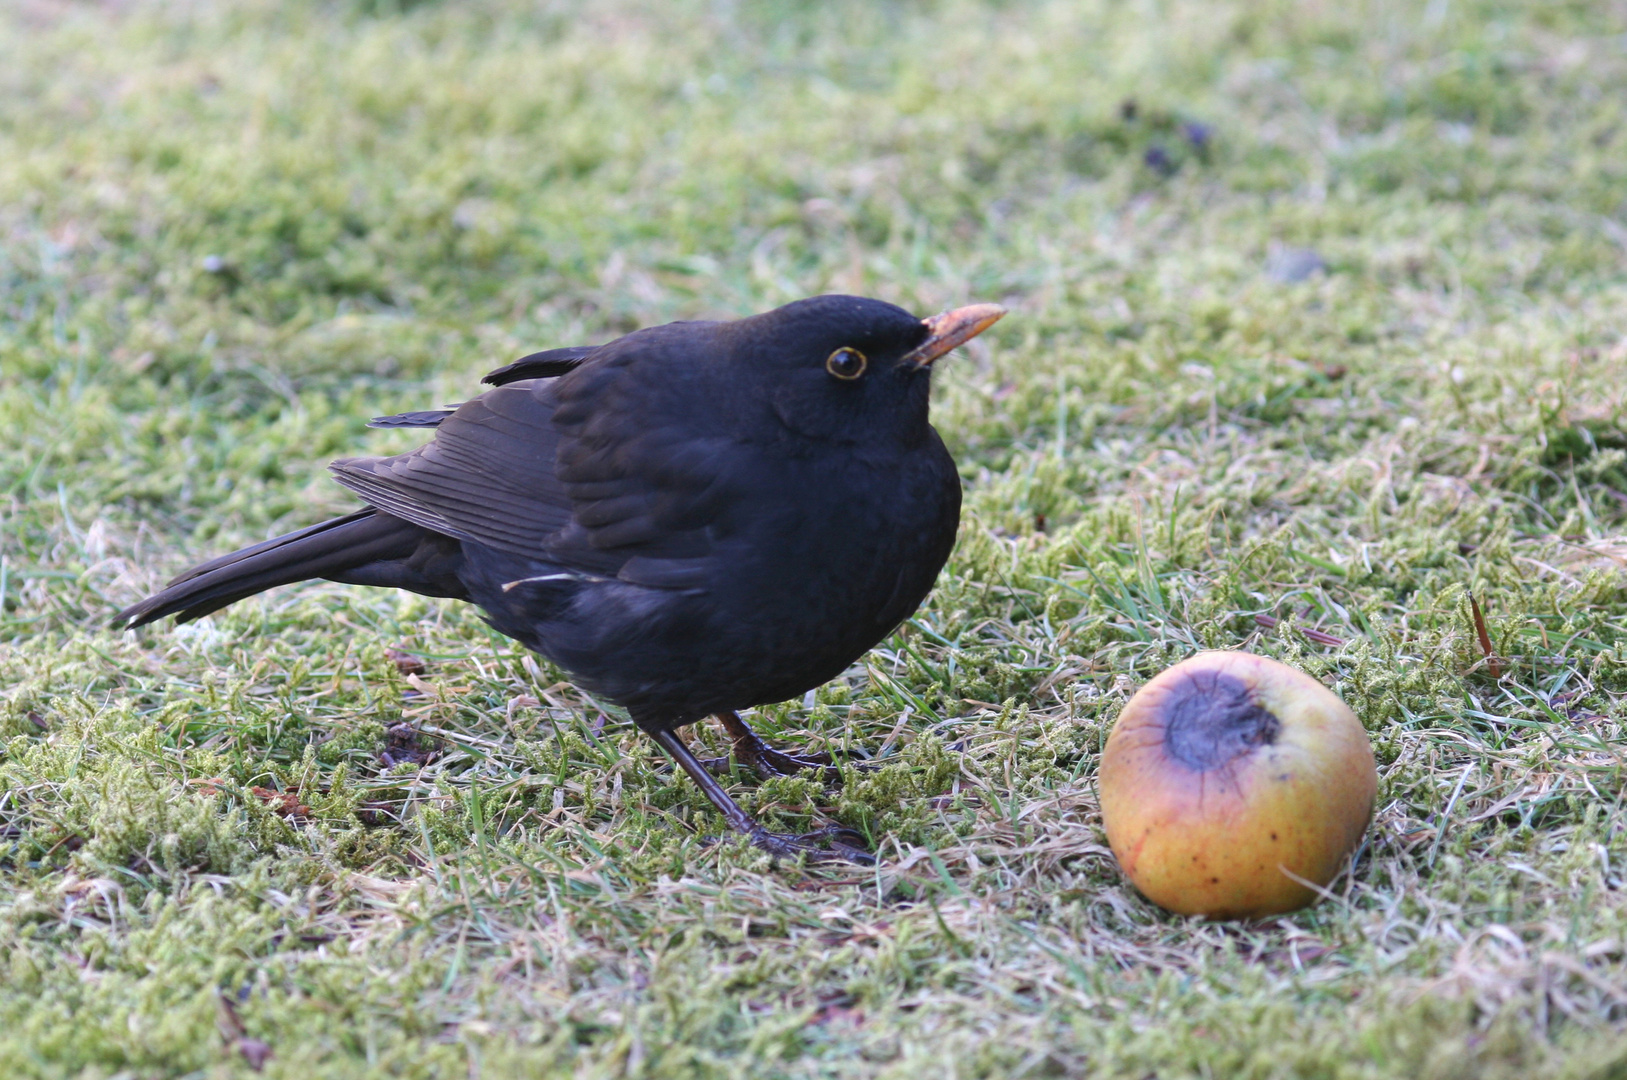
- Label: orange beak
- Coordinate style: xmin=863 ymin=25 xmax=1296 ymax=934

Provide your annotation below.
xmin=902 ymin=303 xmax=1007 ymax=367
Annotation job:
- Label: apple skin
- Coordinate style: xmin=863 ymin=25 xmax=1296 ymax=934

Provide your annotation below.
xmin=1099 ymin=651 xmax=1376 ymax=919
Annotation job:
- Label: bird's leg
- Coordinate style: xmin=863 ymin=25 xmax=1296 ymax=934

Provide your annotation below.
xmin=651 ymin=728 xmax=873 ymax=865
xmin=698 ymin=710 xmax=840 ymax=782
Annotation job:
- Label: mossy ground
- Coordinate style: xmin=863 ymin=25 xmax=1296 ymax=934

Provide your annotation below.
xmin=3 ymin=0 xmax=1627 ymax=1076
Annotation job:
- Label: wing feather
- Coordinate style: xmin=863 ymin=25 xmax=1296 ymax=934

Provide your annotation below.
xmin=330 ymin=382 xmax=572 ymax=559
xmin=481 ymin=345 xmax=599 ymax=386
xmin=326 ymin=339 xmax=739 ymax=592
xmin=367 ymin=408 xmax=458 ymax=429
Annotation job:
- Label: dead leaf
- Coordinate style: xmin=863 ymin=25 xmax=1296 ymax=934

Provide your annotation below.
xmin=248 ymin=787 xmax=310 ymax=819
xmin=385 ymin=647 xmax=425 ymax=676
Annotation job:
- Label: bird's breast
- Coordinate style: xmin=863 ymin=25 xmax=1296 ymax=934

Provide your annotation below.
xmin=712 ymin=437 xmax=960 ymax=646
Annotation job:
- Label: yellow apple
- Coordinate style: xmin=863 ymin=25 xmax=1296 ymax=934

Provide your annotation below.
xmin=1099 ymin=651 xmax=1376 ymax=919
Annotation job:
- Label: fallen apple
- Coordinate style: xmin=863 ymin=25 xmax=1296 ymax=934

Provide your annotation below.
xmin=1099 ymin=651 xmax=1376 ymax=919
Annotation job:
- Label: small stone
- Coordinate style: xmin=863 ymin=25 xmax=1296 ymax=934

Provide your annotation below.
xmin=1181 ymin=121 xmax=1214 ymax=151
xmin=1265 ymin=246 xmax=1328 ymax=283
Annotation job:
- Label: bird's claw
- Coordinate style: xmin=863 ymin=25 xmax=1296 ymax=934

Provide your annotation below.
xmin=699 ymin=741 xmax=843 ymax=783
xmin=697 ymin=822 xmax=874 ymax=865
xmin=747 ymin=824 xmax=876 ymax=866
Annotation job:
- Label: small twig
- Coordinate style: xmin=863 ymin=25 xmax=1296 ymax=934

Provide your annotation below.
xmin=217 ymin=992 xmax=273 ymax=1072
xmin=1254 ymin=613 xmax=1346 ymax=647
xmin=1468 ymin=591 xmax=1502 ymax=679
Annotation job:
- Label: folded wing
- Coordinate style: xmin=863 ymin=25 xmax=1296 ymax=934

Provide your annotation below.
xmin=331 ymin=382 xmax=575 ymax=561
xmin=330 ymin=363 xmax=736 ymax=590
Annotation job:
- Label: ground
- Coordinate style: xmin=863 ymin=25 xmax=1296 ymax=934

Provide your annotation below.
xmin=2 ymin=0 xmax=1627 ymax=1076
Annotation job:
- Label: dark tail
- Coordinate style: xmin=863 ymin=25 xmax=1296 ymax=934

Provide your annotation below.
xmin=115 ymin=509 xmax=464 ymax=628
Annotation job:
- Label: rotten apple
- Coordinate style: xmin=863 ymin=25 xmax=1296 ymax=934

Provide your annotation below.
xmin=1099 ymin=651 xmax=1376 ymax=919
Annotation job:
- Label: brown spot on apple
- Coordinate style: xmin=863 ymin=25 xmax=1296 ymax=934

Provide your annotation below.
xmin=1161 ymin=667 xmax=1279 ymax=769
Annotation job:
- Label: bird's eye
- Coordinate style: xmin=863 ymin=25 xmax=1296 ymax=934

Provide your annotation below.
xmin=825 ymin=347 xmax=867 ymax=380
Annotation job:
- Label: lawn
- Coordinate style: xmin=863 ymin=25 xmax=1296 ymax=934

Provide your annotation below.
xmin=3 ymin=0 xmax=1627 ymax=1076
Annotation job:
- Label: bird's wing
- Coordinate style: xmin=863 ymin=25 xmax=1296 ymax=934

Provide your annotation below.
xmin=541 ymin=355 xmax=740 ymax=587
xmin=481 ymin=345 xmax=599 ymax=387
xmin=330 ymin=382 xmax=577 ymax=562
xmin=329 ymin=366 xmax=737 ymax=589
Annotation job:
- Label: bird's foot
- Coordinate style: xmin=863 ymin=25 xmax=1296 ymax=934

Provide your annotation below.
xmin=652 ymin=728 xmax=876 ymax=868
xmin=699 ymin=730 xmax=842 ymax=783
xmin=745 ymin=823 xmax=875 ymax=866
xmin=751 ymin=743 xmax=838 ymax=778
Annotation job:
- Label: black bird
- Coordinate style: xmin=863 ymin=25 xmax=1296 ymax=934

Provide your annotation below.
xmin=116 ymin=295 xmax=1005 ymax=862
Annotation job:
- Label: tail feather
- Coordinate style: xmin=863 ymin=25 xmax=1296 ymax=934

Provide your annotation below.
xmin=115 ymin=509 xmax=436 ymax=628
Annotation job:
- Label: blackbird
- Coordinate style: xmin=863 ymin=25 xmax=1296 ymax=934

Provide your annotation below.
xmin=116 ymin=294 xmax=1005 ymax=862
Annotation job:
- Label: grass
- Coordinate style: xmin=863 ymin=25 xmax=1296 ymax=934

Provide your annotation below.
xmin=2 ymin=0 xmax=1627 ymax=1075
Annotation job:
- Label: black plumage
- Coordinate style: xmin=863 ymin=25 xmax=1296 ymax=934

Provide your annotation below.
xmin=116 ymin=294 xmax=1005 ymax=862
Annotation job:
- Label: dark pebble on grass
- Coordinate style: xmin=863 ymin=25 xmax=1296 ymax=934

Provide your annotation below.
xmin=1266 ymin=246 xmax=1328 ymax=283
xmin=1182 ymin=121 xmax=1214 ymax=151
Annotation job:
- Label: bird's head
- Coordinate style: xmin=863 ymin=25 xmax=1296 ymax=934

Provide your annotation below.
xmin=728 ymin=295 xmax=1005 ymax=445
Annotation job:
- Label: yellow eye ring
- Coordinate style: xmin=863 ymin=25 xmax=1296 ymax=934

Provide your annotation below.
xmin=825 ymin=347 xmax=867 ymax=380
